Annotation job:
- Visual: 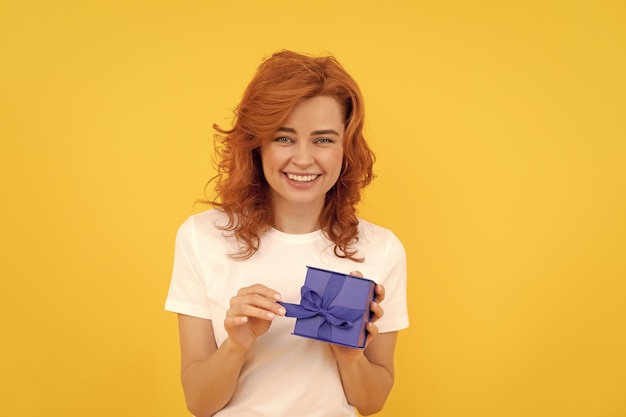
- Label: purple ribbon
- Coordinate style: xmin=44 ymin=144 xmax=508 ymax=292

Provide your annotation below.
xmin=279 ymin=276 xmax=364 ymax=341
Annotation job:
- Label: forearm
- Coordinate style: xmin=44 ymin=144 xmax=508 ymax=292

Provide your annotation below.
xmin=181 ymin=338 xmax=248 ymax=417
xmin=335 ymin=351 xmax=394 ymax=415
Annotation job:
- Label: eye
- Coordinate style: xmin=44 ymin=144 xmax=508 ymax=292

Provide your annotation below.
xmin=274 ymin=136 xmax=293 ymax=143
xmin=315 ymin=137 xmax=334 ymax=144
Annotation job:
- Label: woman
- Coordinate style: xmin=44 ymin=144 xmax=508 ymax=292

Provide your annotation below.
xmin=166 ymin=50 xmax=409 ymax=417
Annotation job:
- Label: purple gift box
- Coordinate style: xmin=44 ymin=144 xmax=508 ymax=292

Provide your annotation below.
xmin=279 ymin=266 xmax=376 ymax=348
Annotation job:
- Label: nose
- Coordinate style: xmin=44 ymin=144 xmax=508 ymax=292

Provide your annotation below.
xmin=292 ymin=142 xmax=315 ymax=167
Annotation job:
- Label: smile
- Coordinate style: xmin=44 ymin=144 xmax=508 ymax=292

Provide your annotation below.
xmin=286 ymin=173 xmax=320 ymax=182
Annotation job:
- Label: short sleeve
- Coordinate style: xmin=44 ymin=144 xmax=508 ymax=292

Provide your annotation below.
xmin=375 ymin=232 xmax=409 ymax=333
xmin=164 ymin=217 xmax=212 ymax=319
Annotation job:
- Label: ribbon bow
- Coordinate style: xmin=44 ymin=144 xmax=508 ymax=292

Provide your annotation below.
xmin=279 ymin=276 xmax=364 ymax=342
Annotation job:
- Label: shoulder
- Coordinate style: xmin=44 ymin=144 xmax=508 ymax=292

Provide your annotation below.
xmin=356 ymin=218 xmax=406 ymax=258
xmin=179 ymin=208 xmax=229 ymax=233
xmin=176 ymin=209 xmax=233 ymax=247
xmin=358 ymin=218 xmax=402 ymax=245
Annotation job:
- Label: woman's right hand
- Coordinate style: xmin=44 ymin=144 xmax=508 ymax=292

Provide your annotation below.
xmin=224 ymin=284 xmax=286 ymax=351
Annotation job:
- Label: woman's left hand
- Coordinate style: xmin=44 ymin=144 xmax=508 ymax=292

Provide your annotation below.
xmin=330 ymin=271 xmax=385 ymax=358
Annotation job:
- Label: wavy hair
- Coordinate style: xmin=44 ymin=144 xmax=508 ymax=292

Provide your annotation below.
xmin=205 ymin=50 xmax=375 ymax=260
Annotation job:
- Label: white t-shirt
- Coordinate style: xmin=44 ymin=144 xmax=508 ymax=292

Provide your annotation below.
xmin=165 ymin=209 xmax=409 ymax=417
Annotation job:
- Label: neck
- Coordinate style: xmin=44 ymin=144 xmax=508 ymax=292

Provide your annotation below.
xmin=271 ymin=200 xmax=324 ymax=234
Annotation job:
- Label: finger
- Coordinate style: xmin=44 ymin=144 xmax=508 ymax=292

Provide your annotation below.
xmin=228 ymin=299 xmax=285 ymax=320
xmin=349 ymin=270 xmax=364 ymax=278
xmin=224 ymin=315 xmax=250 ymax=329
xmin=366 ymin=322 xmax=379 ymax=339
xmin=374 ymin=284 xmax=385 ymax=303
xmin=230 ymin=292 xmax=286 ymax=317
xmin=237 ymin=284 xmax=282 ymax=301
xmin=230 ymin=292 xmax=282 ymax=310
xmin=370 ymin=300 xmax=384 ymax=323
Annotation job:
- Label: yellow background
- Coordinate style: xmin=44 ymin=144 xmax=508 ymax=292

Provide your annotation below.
xmin=1 ymin=1 xmax=625 ymax=416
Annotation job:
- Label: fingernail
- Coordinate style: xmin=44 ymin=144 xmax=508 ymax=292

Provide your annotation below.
xmin=267 ymin=312 xmax=276 ymax=319
xmin=274 ymin=293 xmax=282 ymax=301
xmin=278 ymin=307 xmax=286 ymax=316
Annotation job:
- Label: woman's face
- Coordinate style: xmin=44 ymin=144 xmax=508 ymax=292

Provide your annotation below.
xmin=260 ymin=95 xmax=345 ymax=214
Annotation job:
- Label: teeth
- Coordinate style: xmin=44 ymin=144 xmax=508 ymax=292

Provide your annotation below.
xmin=287 ymin=173 xmax=319 ymax=182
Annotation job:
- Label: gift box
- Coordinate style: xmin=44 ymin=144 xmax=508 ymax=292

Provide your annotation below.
xmin=279 ymin=266 xmax=376 ymax=348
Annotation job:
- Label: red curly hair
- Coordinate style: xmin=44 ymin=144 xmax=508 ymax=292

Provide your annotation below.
xmin=205 ymin=50 xmax=375 ymax=260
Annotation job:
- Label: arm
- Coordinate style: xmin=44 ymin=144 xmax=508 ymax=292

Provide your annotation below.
xmin=332 ymin=331 xmax=397 ymax=415
xmin=178 ymin=315 xmax=245 ymax=417
xmin=177 ymin=285 xmax=285 ymax=417
xmin=331 ymin=280 xmax=397 ymax=415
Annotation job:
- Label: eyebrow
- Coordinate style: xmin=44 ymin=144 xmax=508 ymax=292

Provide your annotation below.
xmin=276 ymin=127 xmax=341 ymax=136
